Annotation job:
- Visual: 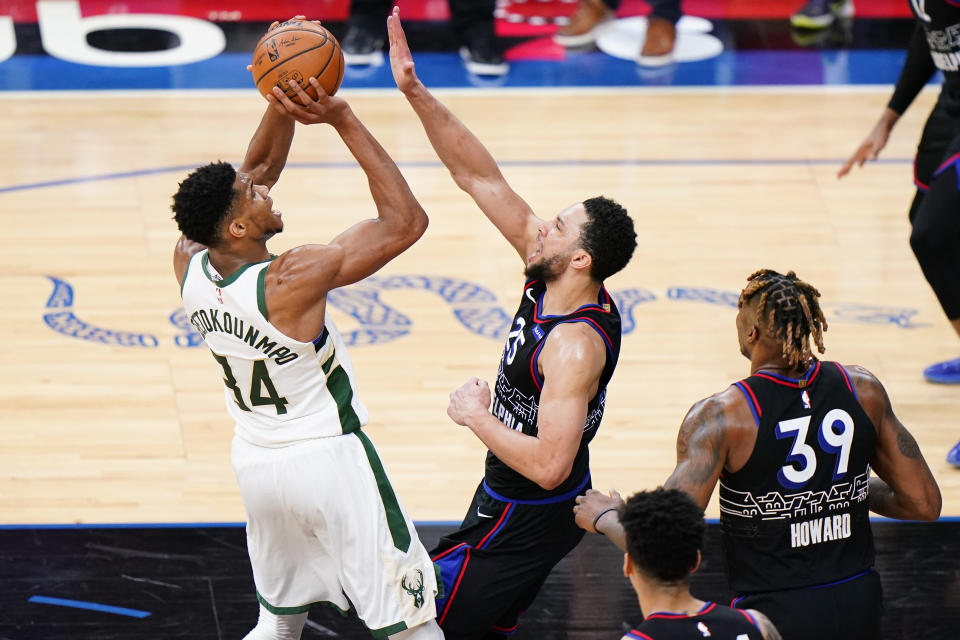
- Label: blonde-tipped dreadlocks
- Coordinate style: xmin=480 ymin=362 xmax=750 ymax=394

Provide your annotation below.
xmin=741 ymin=269 xmax=828 ymax=369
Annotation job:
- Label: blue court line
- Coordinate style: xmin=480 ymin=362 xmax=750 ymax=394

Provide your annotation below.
xmin=1 ymin=518 xmax=957 ymax=529
xmin=28 ymin=595 xmax=151 ymax=618
xmin=0 ymin=157 xmax=914 ymax=195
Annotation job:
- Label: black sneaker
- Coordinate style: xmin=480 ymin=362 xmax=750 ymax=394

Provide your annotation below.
xmin=790 ymin=0 xmax=854 ymax=30
xmin=459 ymin=30 xmax=508 ymax=76
xmin=342 ymin=22 xmax=385 ymax=66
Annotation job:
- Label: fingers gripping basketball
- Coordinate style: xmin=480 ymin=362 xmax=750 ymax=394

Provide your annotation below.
xmin=252 ymin=19 xmax=344 ymax=102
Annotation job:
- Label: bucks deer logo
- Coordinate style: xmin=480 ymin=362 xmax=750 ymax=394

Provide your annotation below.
xmin=401 ymin=570 xmax=425 ymax=609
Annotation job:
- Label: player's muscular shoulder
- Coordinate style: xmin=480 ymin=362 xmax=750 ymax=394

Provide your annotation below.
xmin=542 ymin=322 xmax=605 ymax=368
xmin=845 ymin=364 xmax=886 ymax=425
xmin=264 ymin=244 xmax=343 ymax=306
xmin=677 ymin=387 xmax=754 ymax=471
xmin=539 ymin=322 xmax=605 ymax=393
xmin=173 ymin=235 xmax=206 ymax=285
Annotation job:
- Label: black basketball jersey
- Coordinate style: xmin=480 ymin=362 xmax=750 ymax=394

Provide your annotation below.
xmin=719 ymin=361 xmax=877 ymax=594
xmin=912 ymin=0 xmax=960 ymax=85
xmin=483 ymin=279 xmax=621 ymax=501
xmin=625 ymin=602 xmax=764 ymax=640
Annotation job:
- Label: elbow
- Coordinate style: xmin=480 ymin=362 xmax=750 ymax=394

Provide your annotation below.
xmin=410 ymin=209 xmax=429 ymax=240
xmin=921 ymin=488 xmax=943 ymax=522
xmin=535 ymin=464 xmax=572 ymax=492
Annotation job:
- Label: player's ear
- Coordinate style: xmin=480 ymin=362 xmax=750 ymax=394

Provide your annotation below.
xmin=228 ymin=218 xmax=247 ymax=239
xmin=690 ymin=549 xmax=702 ymax=576
xmin=570 ymin=248 xmax=592 ymax=273
xmin=622 ymin=552 xmax=632 ymax=578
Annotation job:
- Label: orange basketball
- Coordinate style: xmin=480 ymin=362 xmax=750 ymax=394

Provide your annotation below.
xmin=251 ymin=19 xmax=344 ymax=103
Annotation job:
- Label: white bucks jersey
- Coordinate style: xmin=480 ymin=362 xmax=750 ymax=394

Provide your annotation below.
xmin=180 ymin=250 xmax=369 ymax=446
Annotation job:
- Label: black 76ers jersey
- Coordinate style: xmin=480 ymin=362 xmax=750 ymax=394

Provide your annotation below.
xmin=483 ymin=279 xmax=621 ymax=501
xmin=912 ymin=0 xmax=960 ymax=79
xmin=625 ymin=602 xmax=763 ymax=640
xmin=720 ymin=361 xmax=877 ymax=594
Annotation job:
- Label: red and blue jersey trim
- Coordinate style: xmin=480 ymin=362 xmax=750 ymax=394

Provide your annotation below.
xmin=431 ymin=542 xmax=471 ymax=626
xmin=646 ymin=602 xmax=716 ymax=620
xmin=753 ymin=361 xmax=821 ymax=388
xmin=834 ymin=362 xmax=859 ymax=401
xmin=733 ymin=381 xmax=762 ymax=427
xmin=476 ymin=503 xmax=516 ymax=550
xmin=933 ymin=150 xmax=960 ymax=190
xmin=914 ymin=155 xmax=930 ymax=192
xmin=532 ymin=286 xmax=614 ymax=323
xmin=483 ymin=471 xmax=590 ymax=505
xmin=529 ymin=316 xmax=615 ymax=390
xmin=738 ymin=608 xmax=761 ymax=631
xmin=624 ymin=631 xmax=654 ymax=640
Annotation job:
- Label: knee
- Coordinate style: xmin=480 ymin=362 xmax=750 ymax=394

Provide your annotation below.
xmin=909 ymin=222 xmax=952 ymax=262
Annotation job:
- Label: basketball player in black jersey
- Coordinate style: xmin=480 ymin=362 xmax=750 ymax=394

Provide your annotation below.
xmin=619 ymin=488 xmax=779 ymax=640
xmin=387 ymin=9 xmax=637 ymax=639
xmin=575 ymin=269 xmax=941 ymax=640
xmin=839 ymin=0 xmax=960 ymax=391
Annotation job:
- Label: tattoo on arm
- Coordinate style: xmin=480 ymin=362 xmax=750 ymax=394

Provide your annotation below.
xmin=895 ymin=426 xmax=921 ymax=458
xmin=666 ymin=397 xmax=727 ymax=496
xmin=883 ymin=391 xmax=921 ymax=459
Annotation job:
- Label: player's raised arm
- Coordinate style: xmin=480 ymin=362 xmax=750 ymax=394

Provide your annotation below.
xmin=262 ymin=81 xmax=427 ymax=340
xmin=848 ymin=366 xmax=941 ymax=521
xmin=239 ymin=97 xmax=296 ymax=190
xmin=387 ymin=7 xmax=539 ymax=261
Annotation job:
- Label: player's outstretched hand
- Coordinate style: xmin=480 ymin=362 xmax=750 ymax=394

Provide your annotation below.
xmin=388 ymin=7 xmax=421 ymax=95
xmin=573 ymin=489 xmax=624 ymax=534
xmin=838 ymin=111 xmax=897 ymax=178
xmin=268 ymin=78 xmax=349 ymax=126
xmin=447 ymin=377 xmax=492 ymax=427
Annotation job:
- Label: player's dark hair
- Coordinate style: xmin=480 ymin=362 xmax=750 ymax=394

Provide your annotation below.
xmin=579 ymin=196 xmax=637 ymax=282
xmin=171 ymin=161 xmax=238 ymax=247
xmin=620 ymin=488 xmax=705 ymax=584
xmin=741 ymin=269 xmax=828 ymax=369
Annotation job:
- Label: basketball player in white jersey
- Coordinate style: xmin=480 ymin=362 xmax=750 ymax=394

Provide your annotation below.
xmin=172 ymin=68 xmax=443 ymax=639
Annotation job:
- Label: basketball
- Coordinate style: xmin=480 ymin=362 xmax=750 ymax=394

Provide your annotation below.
xmin=251 ymin=19 xmax=344 ymax=103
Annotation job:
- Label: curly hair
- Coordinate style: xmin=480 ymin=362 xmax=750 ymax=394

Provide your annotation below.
xmin=171 ymin=161 xmax=238 ymax=247
xmin=579 ymin=196 xmax=637 ymax=282
xmin=740 ymin=269 xmax=828 ymax=369
xmin=620 ymin=488 xmax=705 ymax=583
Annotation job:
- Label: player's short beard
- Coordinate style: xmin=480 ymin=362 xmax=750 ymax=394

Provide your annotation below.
xmin=524 ymin=253 xmax=567 ymax=283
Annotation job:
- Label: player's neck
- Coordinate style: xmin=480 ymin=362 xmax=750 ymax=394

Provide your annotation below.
xmin=207 ymin=243 xmax=270 ymax=280
xmin=749 ymin=342 xmax=809 ymax=378
xmin=635 ymin=579 xmax=705 ymax=620
xmin=541 ymin=274 xmax=600 ymax=315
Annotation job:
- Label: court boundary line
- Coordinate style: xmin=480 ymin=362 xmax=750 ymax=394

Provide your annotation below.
xmin=2 ymin=517 xmax=957 ymax=529
xmin=0 ymin=157 xmax=915 ymax=195
xmin=0 ymin=85 xmax=943 ymax=100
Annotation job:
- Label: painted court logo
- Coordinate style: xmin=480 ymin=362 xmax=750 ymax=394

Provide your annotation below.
xmin=401 ymin=570 xmax=425 ymax=609
xmin=40 ymin=275 xmax=925 ymax=350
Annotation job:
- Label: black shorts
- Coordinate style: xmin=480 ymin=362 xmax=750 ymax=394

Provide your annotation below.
xmin=733 ymin=568 xmax=883 ymax=640
xmin=431 ymin=477 xmax=589 ymax=640
xmin=914 ymin=86 xmax=960 ymax=192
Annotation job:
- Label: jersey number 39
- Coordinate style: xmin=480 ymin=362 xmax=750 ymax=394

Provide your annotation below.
xmin=775 ymin=409 xmax=854 ymax=489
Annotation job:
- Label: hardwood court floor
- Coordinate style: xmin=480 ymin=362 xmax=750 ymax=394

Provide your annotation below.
xmin=0 ymin=88 xmax=957 ymax=525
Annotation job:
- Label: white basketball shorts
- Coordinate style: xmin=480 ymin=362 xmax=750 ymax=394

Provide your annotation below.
xmin=231 ymin=431 xmax=439 ymax=637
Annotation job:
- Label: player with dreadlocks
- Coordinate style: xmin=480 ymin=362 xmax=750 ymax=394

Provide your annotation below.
xmin=574 ymin=269 xmax=941 ymax=640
